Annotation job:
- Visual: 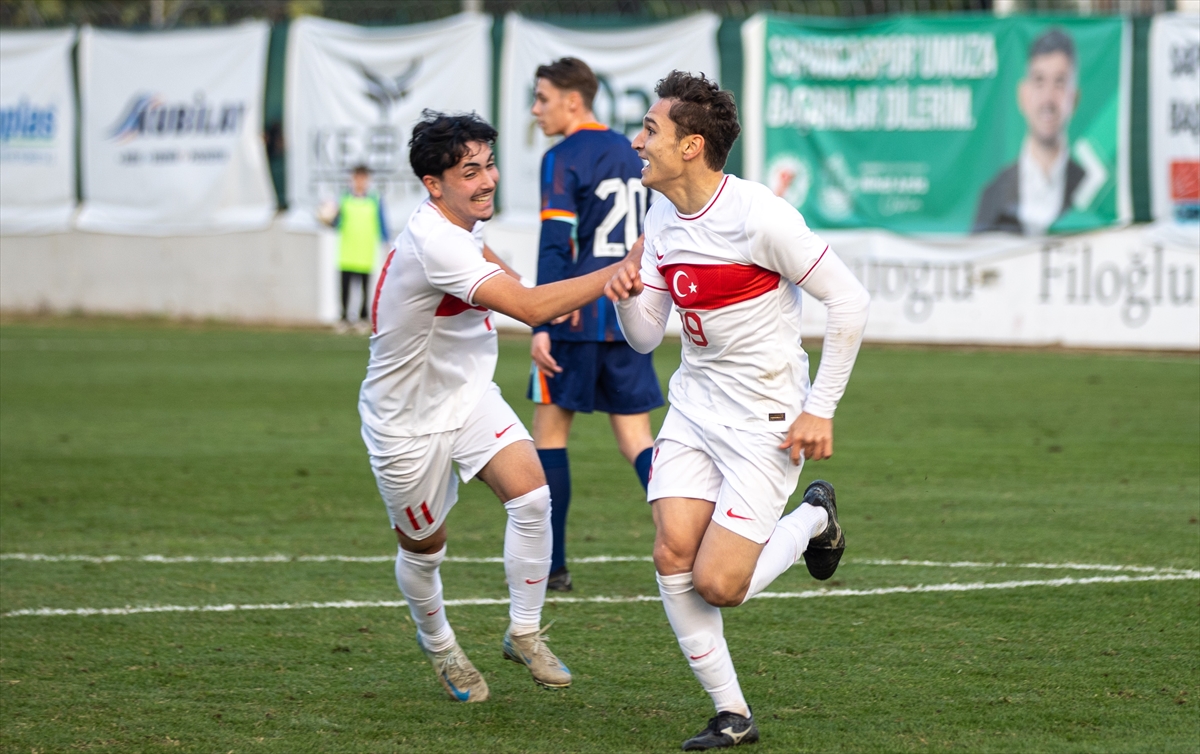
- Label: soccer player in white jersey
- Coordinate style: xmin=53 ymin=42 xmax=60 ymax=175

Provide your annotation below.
xmin=361 ymin=111 xmax=625 ymax=704
xmin=605 ymin=73 xmax=871 ymax=750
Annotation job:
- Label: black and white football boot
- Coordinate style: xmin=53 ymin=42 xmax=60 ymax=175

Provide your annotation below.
xmin=681 ymin=710 xmax=759 ymax=751
xmin=800 ymin=479 xmax=845 ymax=581
xmin=547 ymin=566 xmax=572 ymax=592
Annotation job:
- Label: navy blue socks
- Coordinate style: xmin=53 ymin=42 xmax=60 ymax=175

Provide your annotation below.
xmin=538 ymin=448 xmax=571 ymax=574
xmin=634 ymin=446 xmax=653 ymax=491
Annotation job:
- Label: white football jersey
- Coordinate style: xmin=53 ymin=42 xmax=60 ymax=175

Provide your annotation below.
xmin=638 ymin=175 xmax=830 ymax=432
xmin=359 ymin=201 xmax=503 ymax=454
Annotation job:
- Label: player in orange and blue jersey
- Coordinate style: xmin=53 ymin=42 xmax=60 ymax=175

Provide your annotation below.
xmin=526 ymin=58 xmax=664 ymax=591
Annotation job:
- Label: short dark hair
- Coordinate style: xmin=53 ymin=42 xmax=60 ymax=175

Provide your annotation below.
xmin=352 ymin=164 xmax=370 ymax=176
xmin=1028 ymin=28 xmax=1076 ymax=69
xmin=654 ymin=71 xmax=740 ymax=172
xmin=408 ymin=109 xmax=498 ymax=180
xmin=535 ymin=57 xmax=599 ymax=111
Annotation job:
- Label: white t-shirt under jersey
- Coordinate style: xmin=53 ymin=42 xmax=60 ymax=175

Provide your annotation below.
xmin=632 ymin=175 xmax=833 ymax=432
xmin=359 ymin=200 xmax=503 ymax=455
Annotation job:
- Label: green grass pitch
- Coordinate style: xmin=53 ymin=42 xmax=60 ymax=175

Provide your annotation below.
xmin=1 ymin=317 xmax=1197 ymax=753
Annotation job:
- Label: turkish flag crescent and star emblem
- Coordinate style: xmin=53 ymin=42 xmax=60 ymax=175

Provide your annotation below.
xmin=658 ymin=263 xmax=781 ymax=310
xmin=670 ymin=267 xmax=700 ymax=307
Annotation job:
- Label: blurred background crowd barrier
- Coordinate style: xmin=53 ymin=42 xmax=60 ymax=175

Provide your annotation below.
xmin=0 ymin=0 xmax=1196 ymax=349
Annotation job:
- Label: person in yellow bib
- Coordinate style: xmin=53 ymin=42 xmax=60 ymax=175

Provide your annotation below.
xmin=330 ymin=165 xmax=390 ymax=332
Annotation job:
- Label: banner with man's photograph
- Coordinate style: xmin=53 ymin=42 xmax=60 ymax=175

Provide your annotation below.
xmin=283 ymin=13 xmax=492 ymax=233
xmin=0 ymin=28 xmax=77 ymax=235
xmin=742 ymin=14 xmax=1130 ymax=236
xmin=497 ymin=12 xmax=720 ymax=216
xmin=1149 ymin=12 xmax=1200 ymax=240
xmin=77 ymin=22 xmax=275 ymax=235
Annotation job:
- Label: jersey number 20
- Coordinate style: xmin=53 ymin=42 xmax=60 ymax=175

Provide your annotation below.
xmin=593 ymin=178 xmax=648 ymax=257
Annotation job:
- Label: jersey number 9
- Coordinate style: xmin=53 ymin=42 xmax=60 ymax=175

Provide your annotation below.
xmin=593 ymin=177 xmax=648 ymax=257
xmin=681 ymin=311 xmax=709 ymax=347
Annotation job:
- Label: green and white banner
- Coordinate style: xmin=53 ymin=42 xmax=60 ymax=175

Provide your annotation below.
xmin=742 ymin=14 xmax=1131 ymax=235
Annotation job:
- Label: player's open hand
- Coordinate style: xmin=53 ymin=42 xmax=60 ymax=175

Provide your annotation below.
xmin=530 ymin=331 xmax=562 ymax=374
xmin=549 ymin=309 xmax=579 ymax=327
xmin=780 ymin=412 xmax=833 ymax=465
xmin=605 ymin=256 xmax=643 ymax=302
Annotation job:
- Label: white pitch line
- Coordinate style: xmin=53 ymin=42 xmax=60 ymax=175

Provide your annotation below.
xmin=3 ymin=571 xmax=1196 ymax=619
xmin=1 ymin=552 xmax=1193 ymax=574
xmin=0 ymin=553 xmax=649 ymax=565
xmin=851 ymin=558 xmax=1198 ymax=574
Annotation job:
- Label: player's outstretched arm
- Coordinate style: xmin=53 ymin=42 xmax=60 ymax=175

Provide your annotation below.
xmin=482 ymin=245 xmax=522 ymax=280
xmin=779 ymin=250 xmax=871 ymax=465
xmin=473 ymin=264 xmax=617 ymax=328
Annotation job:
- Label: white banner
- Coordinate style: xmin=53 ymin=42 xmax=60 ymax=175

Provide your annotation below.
xmin=283 ymin=13 xmax=492 ymax=234
xmin=1149 ymin=13 xmax=1200 ymax=245
xmin=497 ymin=13 xmax=720 ymax=216
xmin=0 ymin=28 xmax=77 ymax=235
xmin=801 ymin=227 xmax=1199 ymax=350
xmin=76 ymin=22 xmax=275 ymax=235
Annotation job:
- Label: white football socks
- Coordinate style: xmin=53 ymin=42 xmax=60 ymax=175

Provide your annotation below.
xmin=657 ymin=571 xmax=749 ymax=717
xmin=395 ymin=545 xmax=455 ymax=653
xmin=741 ymin=502 xmax=829 ymax=604
xmin=503 ymin=485 xmax=552 ymax=635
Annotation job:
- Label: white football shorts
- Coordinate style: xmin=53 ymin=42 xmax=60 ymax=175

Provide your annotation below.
xmin=368 ymin=382 xmax=532 ymax=540
xmin=647 ymin=407 xmax=804 ymax=544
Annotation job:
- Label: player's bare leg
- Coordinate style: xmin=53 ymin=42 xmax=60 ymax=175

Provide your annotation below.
xmin=610 ymin=412 xmax=655 ymax=498
xmin=692 ymin=523 xmax=766 ymax=607
xmin=532 ymin=403 xmax=575 ymax=591
xmin=396 ymin=523 xmax=489 ymax=703
xmin=609 ymin=412 xmax=653 ymax=465
xmin=532 ymin=403 xmax=574 ymax=449
xmin=477 ymin=440 xmax=572 ymax=688
xmin=737 ymin=482 xmax=841 ymax=607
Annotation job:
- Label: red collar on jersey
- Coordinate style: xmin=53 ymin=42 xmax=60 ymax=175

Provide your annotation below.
xmin=676 ymin=175 xmax=730 ymax=221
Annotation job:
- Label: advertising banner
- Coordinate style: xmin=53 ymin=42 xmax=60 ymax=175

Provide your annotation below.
xmin=497 ymin=13 xmax=720 ymax=215
xmin=743 ymin=14 xmax=1130 ymax=236
xmin=0 ymin=28 xmax=77 ymax=235
xmin=284 ymin=13 xmax=491 ymax=233
xmin=798 ymin=228 xmax=1198 ymax=349
xmin=1149 ymin=12 xmax=1200 ymax=239
xmin=76 ymin=22 xmax=274 ymax=235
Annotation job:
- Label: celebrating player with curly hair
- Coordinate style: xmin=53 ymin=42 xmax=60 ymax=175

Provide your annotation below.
xmin=360 ymin=110 xmax=623 ymax=704
xmin=606 ymin=72 xmax=871 ymax=750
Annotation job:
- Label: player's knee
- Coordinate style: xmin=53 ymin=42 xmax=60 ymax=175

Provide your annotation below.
xmin=693 ymin=571 xmax=747 ymax=608
xmin=653 ymin=539 xmax=696 ymax=575
xmin=398 ymin=523 xmax=446 ymax=554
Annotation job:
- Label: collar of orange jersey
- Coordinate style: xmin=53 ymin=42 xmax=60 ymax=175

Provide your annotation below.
xmin=570 ymin=122 xmax=607 ymax=133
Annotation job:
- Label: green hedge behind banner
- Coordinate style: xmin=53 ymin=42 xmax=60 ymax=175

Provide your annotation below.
xmin=744 ymin=13 xmax=1130 ymax=235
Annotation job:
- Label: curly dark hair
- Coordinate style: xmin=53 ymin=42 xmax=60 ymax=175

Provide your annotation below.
xmin=654 ymin=71 xmax=740 ymax=172
xmin=408 ymin=109 xmax=498 ymax=179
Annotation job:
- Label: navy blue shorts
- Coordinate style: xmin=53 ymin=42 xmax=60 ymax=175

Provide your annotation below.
xmin=527 ymin=340 xmax=664 ymax=415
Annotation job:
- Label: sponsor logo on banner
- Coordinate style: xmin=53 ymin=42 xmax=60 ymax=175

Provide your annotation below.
xmin=306 ymin=57 xmax=427 ymax=210
xmin=1039 ymin=241 xmax=1197 ymax=327
xmin=0 ymin=98 xmax=58 ymax=165
xmin=845 ymin=256 xmax=976 ymax=323
xmin=107 ymin=92 xmax=248 ymax=167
